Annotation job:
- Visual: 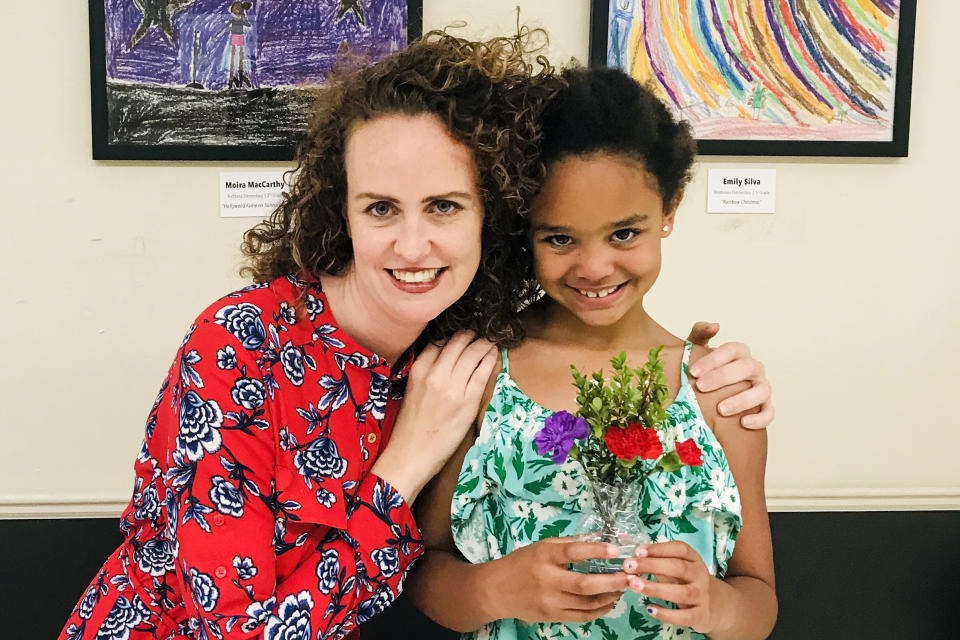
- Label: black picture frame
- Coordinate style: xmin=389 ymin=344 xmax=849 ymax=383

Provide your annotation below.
xmin=588 ymin=0 xmax=915 ymax=157
xmin=90 ymin=0 xmax=424 ymax=161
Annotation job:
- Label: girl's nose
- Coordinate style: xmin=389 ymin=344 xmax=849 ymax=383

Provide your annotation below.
xmin=574 ymin=246 xmax=614 ymax=281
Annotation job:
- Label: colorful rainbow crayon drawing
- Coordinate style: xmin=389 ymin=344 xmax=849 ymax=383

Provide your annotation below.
xmin=607 ymin=0 xmax=904 ymax=142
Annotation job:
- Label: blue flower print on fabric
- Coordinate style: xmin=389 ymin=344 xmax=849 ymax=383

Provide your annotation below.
xmin=316 ymin=488 xmax=337 ymax=508
xmin=318 ymin=373 xmax=349 ymax=412
xmin=96 ymin=594 xmax=149 ymax=640
xmin=370 ymin=546 xmax=399 ymax=578
xmin=356 ymin=583 xmax=394 ymax=624
xmin=78 ymin=583 xmax=100 ymax=620
xmin=176 ymin=391 xmax=223 ymax=462
xmin=304 ymin=293 xmax=323 ymax=320
xmin=366 ymin=374 xmax=389 ymax=421
xmin=216 ymin=345 xmax=238 ymax=370
xmin=133 ymin=482 xmax=160 ymax=522
xmin=214 ymin=303 xmax=267 ymax=350
xmin=209 ymin=476 xmax=245 ymax=517
xmin=316 ymin=549 xmax=340 ymax=594
xmin=133 ymin=537 xmax=175 ymax=577
xmin=231 ymin=377 xmax=266 ymax=410
xmin=294 ymin=437 xmax=347 ymax=481
xmin=188 ymin=567 xmax=220 ymax=612
xmin=265 ymin=591 xmax=313 ymax=640
xmin=280 ymin=342 xmax=306 ymax=386
xmin=232 ymin=556 xmax=258 ymax=580
xmin=241 ymin=597 xmax=276 ymax=634
xmin=278 ymin=301 xmax=297 ymax=325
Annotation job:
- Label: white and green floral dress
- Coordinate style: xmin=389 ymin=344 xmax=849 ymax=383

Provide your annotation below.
xmin=451 ymin=342 xmax=742 ymax=640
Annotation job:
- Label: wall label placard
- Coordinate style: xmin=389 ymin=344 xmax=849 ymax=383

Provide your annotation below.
xmin=707 ymin=169 xmax=776 ymax=213
xmin=219 ymin=171 xmax=287 ymax=218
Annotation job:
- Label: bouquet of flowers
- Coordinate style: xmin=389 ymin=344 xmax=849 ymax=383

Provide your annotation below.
xmin=534 ymin=347 xmax=703 ymax=573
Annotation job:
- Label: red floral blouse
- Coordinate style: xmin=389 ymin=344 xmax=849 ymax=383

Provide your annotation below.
xmin=60 ymin=276 xmax=422 ymax=640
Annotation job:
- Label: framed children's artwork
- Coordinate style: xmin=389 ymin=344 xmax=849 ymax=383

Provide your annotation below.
xmin=89 ymin=0 xmax=423 ymax=160
xmin=589 ymin=0 xmax=916 ymax=157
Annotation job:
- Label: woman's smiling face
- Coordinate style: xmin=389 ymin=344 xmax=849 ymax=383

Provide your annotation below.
xmin=342 ymin=113 xmax=484 ymax=328
xmin=530 ymin=153 xmax=675 ymax=328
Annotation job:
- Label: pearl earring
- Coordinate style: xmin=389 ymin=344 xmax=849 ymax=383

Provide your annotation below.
xmin=662 ymin=225 xmax=670 ymax=232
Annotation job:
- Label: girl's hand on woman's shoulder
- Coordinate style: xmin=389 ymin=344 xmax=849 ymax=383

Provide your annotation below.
xmin=686 ymin=322 xmax=773 ymax=429
xmin=372 ymin=331 xmax=497 ymax=503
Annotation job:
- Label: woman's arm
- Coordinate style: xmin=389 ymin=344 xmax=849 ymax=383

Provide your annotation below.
xmin=687 ymin=322 xmax=774 ymax=430
xmin=162 ymin=321 xmax=424 ymax=639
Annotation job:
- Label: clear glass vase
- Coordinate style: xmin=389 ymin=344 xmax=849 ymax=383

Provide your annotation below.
xmin=570 ymin=480 xmax=650 ymax=574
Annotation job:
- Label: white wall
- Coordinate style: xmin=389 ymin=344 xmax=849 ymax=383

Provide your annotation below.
xmin=1 ymin=1 xmax=957 ymax=518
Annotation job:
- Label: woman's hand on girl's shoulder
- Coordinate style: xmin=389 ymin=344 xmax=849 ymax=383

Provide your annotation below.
xmin=372 ymin=332 xmax=497 ymax=503
xmin=686 ymin=323 xmax=773 ymax=429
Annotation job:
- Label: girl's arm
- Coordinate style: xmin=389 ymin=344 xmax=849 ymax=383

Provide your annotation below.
xmin=406 ymin=370 xmax=629 ymax=631
xmin=624 ymin=374 xmax=777 ymax=639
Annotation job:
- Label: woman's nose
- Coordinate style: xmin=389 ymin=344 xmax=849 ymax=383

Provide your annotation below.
xmin=393 ymin=217 xmax=431 ymax=262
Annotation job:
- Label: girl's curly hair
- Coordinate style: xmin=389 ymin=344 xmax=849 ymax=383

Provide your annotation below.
xmin=241 ymin=30 xmax=561 ymax=346
xmin=539 ymin=67 xmax=696 ymax=207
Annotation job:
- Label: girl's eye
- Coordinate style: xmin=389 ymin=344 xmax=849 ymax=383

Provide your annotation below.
xmin=545 ymin=235 xmax=573 ymax=248
xmin=432 ymin=200 xmax=462 ymax=215
xmin=611 ymin=228 xmax=641 ymax=243
xmin=366 ymin=202 xmax=393 ymax=217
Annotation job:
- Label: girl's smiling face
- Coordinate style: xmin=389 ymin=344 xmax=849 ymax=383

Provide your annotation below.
xmin=530 ymin=153 xmax=677 ymax=328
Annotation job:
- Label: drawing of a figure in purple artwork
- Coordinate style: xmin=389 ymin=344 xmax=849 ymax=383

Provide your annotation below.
xmin=337 ymin=0 xmax=366 ymax=27
xmin=223 ymin=1 xmax=253 ymax=88
xmin=129 ymin=0 xmax=196 ymax=50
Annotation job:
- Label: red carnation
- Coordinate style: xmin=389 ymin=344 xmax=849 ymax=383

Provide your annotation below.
xmin=676 ymin=438 xmax=703 ymax=466
xmin=604 ymin=422 xmax=662 ymax=460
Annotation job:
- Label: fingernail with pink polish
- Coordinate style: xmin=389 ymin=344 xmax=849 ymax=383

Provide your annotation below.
xmin=631 ymin=578 xmax=645 ymax=591
xmin=634 ymin=546 xmax=648 ymax=558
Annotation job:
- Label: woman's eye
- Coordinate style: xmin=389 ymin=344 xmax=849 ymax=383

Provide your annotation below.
xmin=432 ymin=200 xmax=461 ymax=215
xmin=611 ymin=228 xmax=640 ymax=242
xmin=367 ymin=202 xmax=393 ymax=217
xmin=545 ymin=235 xmax=573 ymax=247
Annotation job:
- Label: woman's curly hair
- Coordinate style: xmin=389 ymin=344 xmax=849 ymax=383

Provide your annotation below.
xmin=242 ymin=30 xmax=562 ymax=346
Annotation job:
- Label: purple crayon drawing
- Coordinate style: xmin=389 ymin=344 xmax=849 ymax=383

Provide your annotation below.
xmin=92 ymin=0 xmax=420 ymax=159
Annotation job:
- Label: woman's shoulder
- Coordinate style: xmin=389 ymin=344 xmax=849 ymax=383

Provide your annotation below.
xmin=184 ymin=276 xmax=319 ymax=351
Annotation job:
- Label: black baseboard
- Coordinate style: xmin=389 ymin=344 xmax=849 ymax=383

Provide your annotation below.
xmin=4 ymin=512 xmax=957 ymax=639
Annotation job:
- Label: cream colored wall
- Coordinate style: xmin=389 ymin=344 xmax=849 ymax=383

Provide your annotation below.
xmin=1 ymin=1 xmax=956 ymax=518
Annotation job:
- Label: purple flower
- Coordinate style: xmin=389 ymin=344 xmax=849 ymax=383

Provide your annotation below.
xmin=535 ymin=411 xmax=588 ymax=464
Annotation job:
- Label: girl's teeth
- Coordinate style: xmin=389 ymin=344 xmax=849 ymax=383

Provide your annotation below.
xmin=391 ymin=268 xmax=441 ymax=283
xmin=578 ymin=286 xmax=619 ymax=298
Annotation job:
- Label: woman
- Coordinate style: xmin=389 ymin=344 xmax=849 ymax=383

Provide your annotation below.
xmin=60 ymin=31 xmax=552 ymax=640
xmin=60 ymin=32 xmax=771 ymax=640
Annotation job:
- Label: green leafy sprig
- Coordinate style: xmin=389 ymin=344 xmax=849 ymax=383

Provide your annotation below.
xmin=567 ymin=347 xmax=671 ymax=485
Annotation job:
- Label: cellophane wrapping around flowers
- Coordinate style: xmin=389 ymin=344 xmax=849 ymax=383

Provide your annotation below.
xmin=535 ymin=347 xmax=704 ymax=573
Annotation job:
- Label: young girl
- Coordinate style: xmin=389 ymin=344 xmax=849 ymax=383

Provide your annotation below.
xmin=226 ymin=1 xmax=252 ymax=88
xmin=408 ymin=67 xmax=777 ymax=640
